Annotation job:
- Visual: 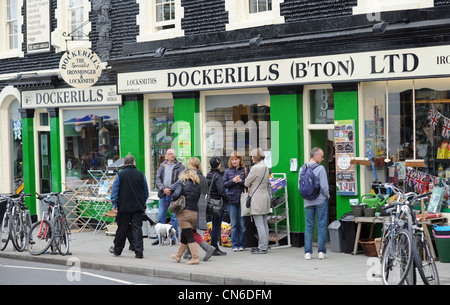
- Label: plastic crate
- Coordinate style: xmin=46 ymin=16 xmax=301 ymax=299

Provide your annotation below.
xmin=433 ymin=230 xmax=450 ymax=263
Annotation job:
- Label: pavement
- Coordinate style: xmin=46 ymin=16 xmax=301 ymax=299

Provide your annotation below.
xmin=1 ymin=230 xmax=450 ymax=285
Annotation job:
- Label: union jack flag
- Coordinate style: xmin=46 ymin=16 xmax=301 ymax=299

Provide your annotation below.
xmin=428 ymin=107 xmax=441 ymax=130
xmin=405 ymin=167 xmax=415 ymax=187
xmin=413 ymin=171 xmax=428 ymax=193
xmin=443 ymin=117 xmax=450 ymax=138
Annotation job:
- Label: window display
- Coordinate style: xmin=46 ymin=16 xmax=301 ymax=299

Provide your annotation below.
xmin=63 ymin=108 xmax=119 ymax=181
xmin=205 ymin=93 xmax=271 ymax=167
xmin=9 ymin=99 xmax=22 ymax=192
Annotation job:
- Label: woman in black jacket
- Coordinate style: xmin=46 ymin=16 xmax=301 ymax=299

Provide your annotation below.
xmin=170 ymin=169 xmax=201 ymax=265
xmin=206 ymin=157 xmax=229 ymax=256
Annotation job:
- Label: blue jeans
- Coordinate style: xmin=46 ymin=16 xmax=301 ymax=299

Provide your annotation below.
xmin=157 ymin=195 xmax=178 ymax=241
xmin=211 ymin=210 xmax=225 ymax=248
xmin=304 ymin=200 xmax=328 ymax=254
xmin=227 ymin=203 xmax=246 ymax=249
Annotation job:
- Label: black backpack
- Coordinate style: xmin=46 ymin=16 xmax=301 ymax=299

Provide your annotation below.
xmin=298 ymin=163 xmax=321 ymax=200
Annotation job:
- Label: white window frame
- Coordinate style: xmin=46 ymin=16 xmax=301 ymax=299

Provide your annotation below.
xmin=353 ymin=0 xmax=433 ymax=15
xmin=51 ymin=0 xmax=91 ymax=53
xmin=225 ymin=0 xmax=284 ymax=31
xmin=136 ymin=0 xmax=184 ymax=42
xmin=0 ymin=0 xmax=24 ymax=59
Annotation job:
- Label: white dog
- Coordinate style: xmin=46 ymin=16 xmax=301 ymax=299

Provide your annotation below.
xmin=147 ymin=217 xmax=178 ymax=246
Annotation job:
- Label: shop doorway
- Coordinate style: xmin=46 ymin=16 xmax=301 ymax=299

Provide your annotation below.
xmin=38 ymin=131 xmax=51 ymax=194
xmin=310 ymin=130 xmax=337 ymax=223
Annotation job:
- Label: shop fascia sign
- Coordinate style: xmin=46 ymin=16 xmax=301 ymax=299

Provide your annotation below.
xmin=21 ymin=85 xmax=122 ymax=109
xmin=118 ymin=44 xmax=450 ymax=94
xmin=59 ymin=47 xmax=102 ymax=88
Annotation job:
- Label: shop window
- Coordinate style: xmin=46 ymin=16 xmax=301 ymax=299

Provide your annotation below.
xmin=205 ymin=93 xmax=271 ymax=168
xmin=362 ymin=79 xmax=450 ymax=194
xmin=63 ymin=108 xmax=119 ymax=182
xmin=310 ymin=89 xmax=334 ymax=124
xmin=8 ymin=99 xmax=23 ymax=193
xmin=149 ymin=99 xmax=174 ymax=191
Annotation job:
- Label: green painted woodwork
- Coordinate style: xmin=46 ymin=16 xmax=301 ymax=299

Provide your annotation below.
xmin=270 ymin=92 xmax=304 ymax=233
xmin=119 ymin=99 xmax=145 ymax=171
xmin=334 ymin=90 xmax=360 ymax=219
xmin=50 ymin=115 xmax=62 ymax=192
xmin=21 ymin=117 xmax=37 ymax=215
xmin=173 ymin=97 xmax=200 ymax=159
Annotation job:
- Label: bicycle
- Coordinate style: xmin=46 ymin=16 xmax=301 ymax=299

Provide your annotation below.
xmin=27 ymin=191 xmax=73 ymax=256
xmin=0 ymin=193 xmax=32 ymax=252
xmin=379 ymin=184 xmax=439 ymax=285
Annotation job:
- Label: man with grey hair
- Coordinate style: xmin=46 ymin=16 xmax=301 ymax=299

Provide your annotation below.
xmin=110 ymin=154 xmax=149 ymax=258
xmin=298 ymin=147 xmax=330 ymax=260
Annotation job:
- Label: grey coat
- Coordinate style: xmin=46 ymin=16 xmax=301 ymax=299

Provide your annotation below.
xmin=193 ymin=169 xmax=208 ymax=230
xmin=244 ymin=161 xmax=271 ymax=215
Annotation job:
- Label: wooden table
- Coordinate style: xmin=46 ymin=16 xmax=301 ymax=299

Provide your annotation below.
xmin=352 ymin=216 xmax=388 ymax=255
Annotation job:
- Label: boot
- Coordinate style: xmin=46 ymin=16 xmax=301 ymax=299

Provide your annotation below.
xmin=171 ymin=243 xmax=187 ymax=263
xmin=186 ymin=242 xmax=200 ymax=265
xmin=199 ymin=241 xmax=215 ymax=261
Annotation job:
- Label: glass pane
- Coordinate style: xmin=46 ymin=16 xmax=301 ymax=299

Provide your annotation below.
xmin=205 ymin=94 xmax=271 ymax=168
xmin=9 ymin=100 xmax=23 ymax=193
xmin=63 ymin=108 xmax=120 ymax=182
xmin=309 ymin=89 xmax=334 ymax=124
xmin=149 ymin=100 xmax=174 ymax=191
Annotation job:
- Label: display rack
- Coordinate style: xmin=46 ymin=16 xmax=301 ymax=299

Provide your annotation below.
xmin=268 ymin=173 xmax=291 ymax=249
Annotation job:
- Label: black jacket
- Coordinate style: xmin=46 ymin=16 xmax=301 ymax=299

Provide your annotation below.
xmin=111 ymin=165 xmax=149 ymax=213
xmin=206 ymin=169 xmax=229 ymax=204
xmin=172 ymin=179 xmax=201 ymax=212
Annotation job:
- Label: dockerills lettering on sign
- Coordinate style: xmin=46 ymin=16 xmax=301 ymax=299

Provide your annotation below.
xmin=117 ymin=44 xmax=450 ymax=94
xmin=59 ymin=47 xmax=103 ymax=89
xmin=21 ymin=86 xmax=122 ymax=109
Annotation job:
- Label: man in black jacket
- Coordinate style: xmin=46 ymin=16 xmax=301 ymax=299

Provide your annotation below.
xmin=110 ymin=154 xmax=149 ymax=258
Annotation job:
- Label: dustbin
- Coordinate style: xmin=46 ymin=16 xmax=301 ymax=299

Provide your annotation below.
xmin=328 ymin=220 xmax=343 ymax=252
xmin=340 ymin=212 xmax=357 ymax=254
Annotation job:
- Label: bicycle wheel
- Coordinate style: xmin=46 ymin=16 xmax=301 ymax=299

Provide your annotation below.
xmin=413 ymin=235 xmax=440 ymax=285
xmin=9 ymin=213 xmax=28 ymax=252
xmin=27 ymin=220 xmax=54 ymax=255
xmin=381 ymin=229 xmax=413 ymax=285
xmin=54 ymin=217 xmax=70 ymax=255
xmin=0 ymin=213 xmax=11 ymax=251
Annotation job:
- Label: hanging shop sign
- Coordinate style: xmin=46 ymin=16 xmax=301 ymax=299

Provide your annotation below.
xmin=335 ymin=120 xmax=358 ymax=196
xmin=26 ymin=0 xmax=51 ymax=53
xmin=118 ymin=44 xmax=450 ymax=94
xmin=59 ymin=48 xmax=102 ymax=88
xmin=21 ymin=85 xmax=121 ymax=109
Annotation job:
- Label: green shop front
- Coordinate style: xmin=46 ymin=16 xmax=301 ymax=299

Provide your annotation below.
xmin=112 ymin=43 xmax=450 ymax=247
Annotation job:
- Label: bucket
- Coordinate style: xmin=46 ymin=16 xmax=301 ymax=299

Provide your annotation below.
xmin=363 ymin=207 xmax=376 ymax=217
xmin=351 ymin=204 xmax=366 ymax=217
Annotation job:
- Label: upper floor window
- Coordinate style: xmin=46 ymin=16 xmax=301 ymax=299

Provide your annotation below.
xmin=249 ymin=0 xmax=272 ymax=14
xmin=7 ymin=0 xmax=19 ymax=50
xmin=137 ymin=0 xmax=184 ymax=42
xmin=225 ymin=0 xmax=284 ymax=31
xmin=0 ymin=0 xmax=23 ymax=59
xmin=69 ymin=0 xmax=84 ymax=40
xmin=353 ymin=0 xmax=433 ymax=15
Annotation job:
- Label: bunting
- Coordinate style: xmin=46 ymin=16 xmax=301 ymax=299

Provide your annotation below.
xmin=406 ymin=167 xmax=448 ymax=194
xmin=428 ymin=106 xmax=450 ymax=138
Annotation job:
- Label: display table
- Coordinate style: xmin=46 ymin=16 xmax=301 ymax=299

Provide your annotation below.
xmin=351 ymin=216 xmax=388 ymax=255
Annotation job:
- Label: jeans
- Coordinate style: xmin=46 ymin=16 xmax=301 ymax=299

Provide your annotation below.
xmin=304 ymin=200 xmax=328 ymax=254
xmin=227 ymin=203 xmax=246 ymax=249
xmin=157 ymin=195 xmax=178 ymax=241
xmin=211 ymin=209 xmax=225 ymax=248
xmin=253 ymin=215 xmax=269 ymax=251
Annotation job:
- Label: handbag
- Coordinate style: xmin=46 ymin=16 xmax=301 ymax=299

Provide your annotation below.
xmin=169 ymin=182 xmax=186 ymax=215
xmin=169 ymin=195 xmax=185 ymax=215
xmin=206 ymin=174 xmax=225 ymax=218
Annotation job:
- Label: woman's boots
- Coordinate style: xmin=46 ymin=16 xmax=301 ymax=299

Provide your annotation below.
xmin=172 ymin=242 xmax=199 ymax=264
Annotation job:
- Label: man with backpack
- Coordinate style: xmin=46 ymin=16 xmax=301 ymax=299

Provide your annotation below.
xmin=298 ymin=147 xmax=330 ymax=260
